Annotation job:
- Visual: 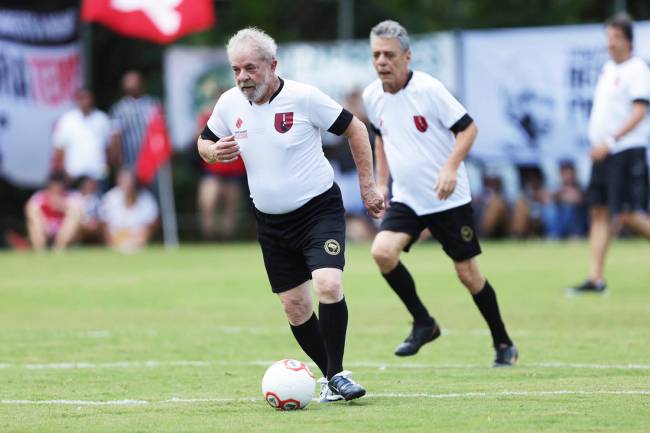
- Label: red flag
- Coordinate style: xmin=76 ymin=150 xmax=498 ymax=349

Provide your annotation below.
xmin=135 ymin=108 xmax=172 ymax=185
xmin=81 ymin=0 xmax=215 ymax=44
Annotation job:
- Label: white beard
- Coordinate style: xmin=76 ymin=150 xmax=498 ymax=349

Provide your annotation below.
xmin=240 ymin=77 xmax=270 ymax=103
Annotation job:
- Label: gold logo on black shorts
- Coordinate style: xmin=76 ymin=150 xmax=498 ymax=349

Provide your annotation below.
xmin=324 ymin=239 xmax=341 ymax=255
xmin=460 ymin=226 xmax=474 ymax=242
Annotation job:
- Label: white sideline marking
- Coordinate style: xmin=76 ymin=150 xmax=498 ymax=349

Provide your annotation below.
xmin=21 ymin=360 xmax=211 ymax=370
xmin=370 ymin=390 xmax=650 ymax=399
xmin=1 ymin=360 xmax=649 ymax=370
xmin=2 ymin=390 xmax=649 ymax=406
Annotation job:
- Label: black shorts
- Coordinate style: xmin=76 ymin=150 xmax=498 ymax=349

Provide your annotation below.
xmin=587 ymin=147 xmax=649 ymax=214
xmin=254 ymin=183 xmax=346 ymax=293
xmin=379 ymin=201 xmax=482 ymax=262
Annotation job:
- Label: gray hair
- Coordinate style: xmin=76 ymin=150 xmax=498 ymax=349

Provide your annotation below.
xmin=370 ymin=20 xmax=410 ymax=52
xmin=227 ymin=27 xmax=277 ymax=62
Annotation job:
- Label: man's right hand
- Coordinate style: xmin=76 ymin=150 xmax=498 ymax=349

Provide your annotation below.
xmin=200 ymin=135 xmax=240 ymax=163
xmin=212 ymin=135 xmax=240 ymax=163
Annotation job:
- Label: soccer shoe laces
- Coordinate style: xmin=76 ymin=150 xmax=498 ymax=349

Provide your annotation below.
xmin=317 ymin=377 xmax=329 ymax=401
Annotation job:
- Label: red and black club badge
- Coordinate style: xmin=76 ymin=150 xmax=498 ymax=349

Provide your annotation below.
xmin=413 ymin=115 xmax=428 ymax=132
xmin=274 ymin=112 xmax=294 ymax=133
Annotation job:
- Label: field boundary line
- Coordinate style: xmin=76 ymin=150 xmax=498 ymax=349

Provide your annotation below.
xmin=2 ymin=390 xmax=649 ymax=406
xmin=1 ymin=360 xmax=649 ymax=370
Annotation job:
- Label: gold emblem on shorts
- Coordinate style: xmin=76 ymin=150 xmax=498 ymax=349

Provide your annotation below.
xmin=324 ymin=239 xmax=341 ymax=255
xmin=461 ymin=226 xmax=474 ymax=242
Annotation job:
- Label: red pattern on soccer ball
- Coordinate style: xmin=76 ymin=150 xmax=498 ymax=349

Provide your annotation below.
xmin=264 ymin=391 xmax=302 ymax=410
xmin=281 ymin=359 xmax=315 ymax=378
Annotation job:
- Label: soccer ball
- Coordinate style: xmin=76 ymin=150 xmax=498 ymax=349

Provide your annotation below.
xmin=261 ymin=359 xmax=316 ymax=410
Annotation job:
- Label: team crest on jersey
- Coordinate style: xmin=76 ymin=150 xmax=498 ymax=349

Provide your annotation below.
xmin=235 ymin=117 xmax=243 ymax=129
xmin=460 ymin=226 xmax=474 ymax=242
xmin=413 ymin=115 xmax=428 ymax=132
xmin=274 ymin=112 xmax=294 ymax=133
xmin=324 ymin=239 xmax=341 ymax=255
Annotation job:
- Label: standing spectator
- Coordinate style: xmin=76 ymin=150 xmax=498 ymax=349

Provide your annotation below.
xmin=25 ymin=171 xmax=83 ymax=251
xmin=568 ymin=13 xmax=650 ymax=294
xmin=100 ymin=169 xmax=159 ymax=252
xmin=109 ymin=71 xmax=160 ymax=169
xmin=323 ymin=90 xmax=377 ymax=241
xmin=195 ymin=93 xmax=247 ymax=240
xmin=52 ymin=88 xmax=111 ymax=184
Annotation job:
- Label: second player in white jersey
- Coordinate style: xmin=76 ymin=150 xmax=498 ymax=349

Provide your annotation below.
xmin=363 ymin=70 xmax=472 ymax=215
xmin=365 ymin=20 xmax=517 ymax=367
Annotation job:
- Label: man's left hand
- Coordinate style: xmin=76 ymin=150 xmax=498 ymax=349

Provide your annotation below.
xmin=591 ymin=143 xmax=609 ymax=162
xmin=435 ymin=164 xmax=457 ymax=200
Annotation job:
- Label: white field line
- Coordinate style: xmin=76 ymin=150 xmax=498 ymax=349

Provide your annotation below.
xmin=1 ymin=360 xmax=649 ymax=371
xmin=2 ymin=390 xmax=650 ymax=406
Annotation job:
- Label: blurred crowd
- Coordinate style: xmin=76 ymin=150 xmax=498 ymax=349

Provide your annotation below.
xmin=15 ymin=71 xmax=161 ymax=253
xmin=2 ymin=72 xmax=600 ymax=252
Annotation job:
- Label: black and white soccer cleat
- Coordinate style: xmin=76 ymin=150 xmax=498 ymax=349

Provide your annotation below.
xmin=394 ymin=320 xmax=441 ymax=357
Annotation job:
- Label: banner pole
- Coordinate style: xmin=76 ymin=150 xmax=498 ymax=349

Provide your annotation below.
xmin=157 ymin=162 xmax=179 ymax=249
xmin=81 ymin=22 xmax=92 ymax=88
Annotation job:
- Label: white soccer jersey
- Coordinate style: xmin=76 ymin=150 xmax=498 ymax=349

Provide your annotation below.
xmin=206 ymin=78 xmax=351 ymax=214
xmin=363 ymin=70 xmax=472 ymax=215
xmin=589 ymin=56 xmax=650 ymax=154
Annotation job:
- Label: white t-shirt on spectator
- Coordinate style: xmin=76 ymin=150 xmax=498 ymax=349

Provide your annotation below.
xmin=363 ymin=70 xmax=472 ymax=215
xmin=52 ymin=108 xmax=111 ymax=180
xmin=589 ymin=56 xmax=650 ymax=154
xmin=206 ymin=78 xmax=351 ymax=214
xmin=100 ymin=187 xmax=159 ymax=236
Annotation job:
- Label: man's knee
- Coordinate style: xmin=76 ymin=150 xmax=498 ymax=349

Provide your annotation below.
xmin=279 ymin=294 xmax=312 ymax=325
xmin=453 ymin=259 xmax=484 ymax=293
xmin=313 ymin=271 xmax=343 ymax=303
xmin=371 ymin=240 xmax=399 ymax=272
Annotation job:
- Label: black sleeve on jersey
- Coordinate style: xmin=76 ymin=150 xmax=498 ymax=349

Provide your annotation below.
xmin=328 ymin=108 xmax=354 ymax=136
xmin=450 ymin=113 xmax=473 ymax=135
xmin=369 ymin=122 xmax=382 ymax=136
xmin=632 ymin=98 xmax=650 ymax=105
xmin=200 ymin=125 xmax=220 ymax=142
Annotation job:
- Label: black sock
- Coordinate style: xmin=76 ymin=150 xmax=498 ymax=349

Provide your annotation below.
xmin=289 ymin=313 xmax=328 ymax=378
xmin=318 ymin=298 xmax=348 ymax=380
xmin=472 ymin=280 xmax=513 ymax=348
xmin=383 ymin=262 xmax=434 ymax=326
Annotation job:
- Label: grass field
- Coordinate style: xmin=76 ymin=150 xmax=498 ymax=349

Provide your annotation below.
xmin=1 ymin=240 xmax=649 ymax=432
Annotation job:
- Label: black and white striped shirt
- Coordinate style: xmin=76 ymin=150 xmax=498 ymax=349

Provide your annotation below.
xmin=109 ymin=95 xmax=160 ymax=167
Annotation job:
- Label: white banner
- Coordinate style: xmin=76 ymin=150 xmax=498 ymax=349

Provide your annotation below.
xmin=463 ymin=22 xmax=650 ymax=165
xmin=164 ymin=32 xmax=457 ymax=148
xmin=0 ymin=7 xmax=81 ymax=187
